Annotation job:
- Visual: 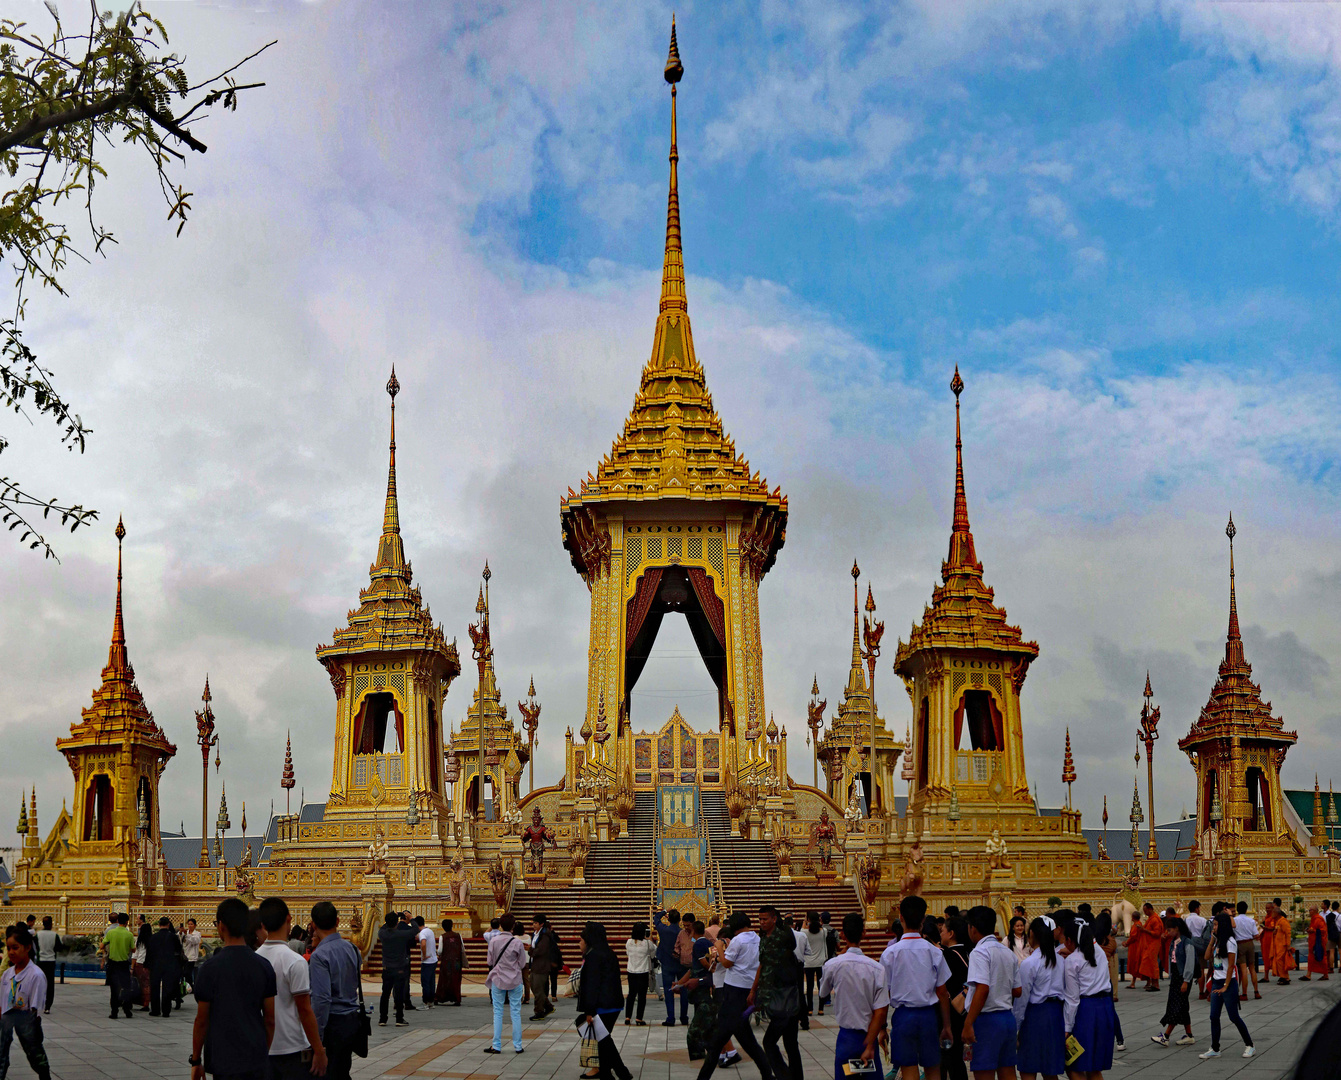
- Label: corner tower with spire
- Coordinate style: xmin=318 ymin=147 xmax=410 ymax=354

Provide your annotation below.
xmin=41 ymin=518 xmax=177 ymax=901
xmin=313 ymin=369 xmax=462 ymax=831
xmin=559 ymin=20 xmax=787 ymax=795
xmin=893 ymin=370 xmax=1086 ymax=858
xmin=1179 ymin=515 xmax=1302 ymax=863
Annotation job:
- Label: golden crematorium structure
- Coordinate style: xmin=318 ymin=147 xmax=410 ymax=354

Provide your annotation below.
xmin=11 ymin=24 xmax=1339 ymax=953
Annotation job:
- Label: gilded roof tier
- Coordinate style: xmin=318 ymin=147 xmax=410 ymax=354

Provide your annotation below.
xmin=58 ymin=518 xmax=176 ymax=762
xmin=894 ymin=369 xmax=1039 ymax=674
xmin=561 ymin=24 xmax=786 ymax=578
xmin=316 ymin=371 xmax=461 ymax=678
xmin=1179 ymin=516 xmax=1296 ymax=753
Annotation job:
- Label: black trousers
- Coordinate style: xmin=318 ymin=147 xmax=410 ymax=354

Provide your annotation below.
xmin=0 ymin=1011 xmax=50 ymax=1080
xmin=268 ymin=1051 xmax=310 ymax=1080
xmin=36 ymin=961 xmax=55 ymax=1011
xmin=625 ymin=972 xmax=649 ymax=1020
xmin=321 ymin=1011 xmax=363 ymax=1080
xmin=106 ymin=960 xmax=133 ymax=1017
xmin=763 ymin=1010 xmax=801 ymax=1080
xmin=149 ymin=967 xmax=177 ymax=1016
xmin=380 ymin=967 xmax=408 ymax=1022
xmin=696 ymin=985 xmax=773 ymax=1080
xmin=420 ymin=962 xmax=436 ymax=1004
xmin=595 ymin=1010 xmax=631 ymax=1080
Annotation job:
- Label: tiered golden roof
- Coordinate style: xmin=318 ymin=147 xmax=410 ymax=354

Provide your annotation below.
xmin=454 ymin=570 xmax=524 ymax=771
xmin=316 ymin=369 xmax=460 ymax=678
xmin=1179 ymin=515 xmax=1296 ymax=754
xmin=560 ymin=19 xmax=786 ymax=579
xmin=57 ymin=518 xmax=176 ymax=766
xmin=821 ymin=564 xmax=875 ymax=754
xmin=895 ymin=368 xmax=1039 ymax=673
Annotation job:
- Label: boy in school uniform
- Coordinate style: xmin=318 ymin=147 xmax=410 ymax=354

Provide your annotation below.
xmin=1 ymin=925 xmax=51 ymax=1080
xmin=818 ymin=913 xmax=888 ymax=1080
xmin=879 ymin=896 xmax=952 ymax=1080
xmin=961 ymin=906 xmax=1021 ymax=1080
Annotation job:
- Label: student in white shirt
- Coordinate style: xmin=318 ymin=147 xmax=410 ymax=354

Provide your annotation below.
xmin=1232 ymin=902 xmax=1260 ymax=999
xmin=257 ymin=897 xmax=327 ymax=1080
xmin=879 ymin=895 xmax=951 ymax=1080
xmin=819 ymin=913 xmax=889 ymax=1080
xmin=1013 ymin=919 xmax=1065 ymax=1080
xmin=1060 ymin=915 xmax=1114 ymax=1080
xmin=415 ymin=917 xmax=439 ymax=1009
xmin=1182 ymin=902 xmax=1208 ymax=998
xmin=1200 ymin=912 xmax=1253 ymax=1061
xmin=961 ymin=906 xmax=1021 ymax=1079
xmin=694 ymin=913 xmax=771 ymax=1080
xmin=624 ymin=923 xmax=656 ymax=1026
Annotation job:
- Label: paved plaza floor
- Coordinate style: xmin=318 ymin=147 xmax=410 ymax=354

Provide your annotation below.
xmin=25 ymin=975 xmax=1339 ymax=1080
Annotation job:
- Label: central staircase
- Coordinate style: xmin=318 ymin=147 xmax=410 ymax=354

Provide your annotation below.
xmin=459 ymin=792 xmax=656 ymax=977
xmin=702 ymin=792 xmax=860 ymax=919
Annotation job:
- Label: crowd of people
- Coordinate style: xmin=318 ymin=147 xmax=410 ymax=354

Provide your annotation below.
xmin=4 ymin=892 xmax=1341 ymax=1080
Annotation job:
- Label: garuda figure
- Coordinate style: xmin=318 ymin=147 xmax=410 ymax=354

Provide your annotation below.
xmin=811 ymin=809 xmax=838 ymax=870
xmin=519 ymin=807 xmax=557 ymax=873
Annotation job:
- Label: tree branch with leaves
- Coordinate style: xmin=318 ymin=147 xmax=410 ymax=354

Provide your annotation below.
xmin=0 ymin=1 xmax=272 ymax=557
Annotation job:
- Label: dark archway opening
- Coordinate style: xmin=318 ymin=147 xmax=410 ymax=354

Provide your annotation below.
xmin=427 ymin=700 xmax=440 ymax=792
xmin=954 ymin=690 xmax=1003 ymax=751
xmin=352 ymin=692 xmax=404 ymax=754
xmin=917 ymin=697 xmax=930 ymax=790
xmin=1246 ymin=767 xmax=1271 ymax=831
xmin=1202 ymin=770 xmax=1218 ymax=834
xmin=625 ymin=565 xmax=728 ymax=731
xmin=84 ymin=774 xmax=114 ymax=841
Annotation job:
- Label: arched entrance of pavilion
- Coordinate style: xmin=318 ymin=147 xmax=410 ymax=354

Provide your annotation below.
xmin=624 ymin=564 xmax=730 ymax=734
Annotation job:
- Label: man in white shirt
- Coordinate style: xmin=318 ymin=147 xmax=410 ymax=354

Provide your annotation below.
xmin=819 ymin=912 xmax=889 ymax=1080
xmin=962 ymin=906 xmax=1021 ymax=1080
xmin=33 ymin=917 xmax=59 ymax=1015
xmin=1233 ymin=902 xmax=1260 ymax=999
xmin=1183 ymin=902 xmax=1208 ymax=999
xmin=414 ymin=917 xmax=438 ymax=1009
xmin=179 ymin=912 xmax=202 ymax=998
xmin=257 ymin=897 xmax=327 ymax=1080
xmin=880 ymin=896 xmax=952 ymax=1080
xmin=695 ymin=913 xmax=773 ymax=1080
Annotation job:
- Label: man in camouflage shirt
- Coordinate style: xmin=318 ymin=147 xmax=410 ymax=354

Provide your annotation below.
xmin=752 ymin=906 xmax=803 ymax=1080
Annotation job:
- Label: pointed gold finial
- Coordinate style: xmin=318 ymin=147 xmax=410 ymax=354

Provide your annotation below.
xmin=1226 ymin=512 xmax=1240 ymax=642
xmin=659 ymin=17 xmax=686 ymax=315
xmin=811 ymin=674 xmax=819 ymax=698
xmin=665 ymin=16 xmax=683 ymax=84
xmin=528 ymin=676 xmax=537 ymax=698
xmin=946 ymin=365 xmax=979 ymax=570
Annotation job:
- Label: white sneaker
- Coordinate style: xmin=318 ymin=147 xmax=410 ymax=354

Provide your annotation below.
xmin=1115 ymin=1041 xmax=1126 ymax=1052
xmin=1199 ymin=1048 xmax=1221 ymax=1059
xmin=1243 ymin=1046 xmax=1255 ymax=1059
xmin=1150 ymin=1034 xmax=1169 ymax=1047
xmin=1176 ymin=1035 xmax=1196 ymax=1046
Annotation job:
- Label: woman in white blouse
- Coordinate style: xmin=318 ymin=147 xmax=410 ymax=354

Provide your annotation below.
xmin=1007 ymin=916 xmax=1033 ymax=963
xmin=624 ymin=922 xmax=656 ymax=1027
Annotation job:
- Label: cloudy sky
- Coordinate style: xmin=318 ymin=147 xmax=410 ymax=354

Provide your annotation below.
xmin=3 ymin=0 xmax=1340 ymax=848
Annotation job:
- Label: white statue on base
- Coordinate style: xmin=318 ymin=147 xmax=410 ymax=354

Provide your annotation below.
xmin=986 ymin=828 xmax=1012 ymax=870
xmin=367 ymin=829 xmax=390 ymax=875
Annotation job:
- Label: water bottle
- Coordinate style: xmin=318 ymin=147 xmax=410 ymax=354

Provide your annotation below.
xmin=963 ymin=1043 xmax=973 ymax=1064
xmin=940 ymin=1038 xmax=953 ymax=1052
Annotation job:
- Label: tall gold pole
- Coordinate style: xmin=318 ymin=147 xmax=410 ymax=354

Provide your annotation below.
xmin=1138 ymin=673 xmax=1161 ymax=860
xmin=195 ymin=676 xmax=217 ymax=869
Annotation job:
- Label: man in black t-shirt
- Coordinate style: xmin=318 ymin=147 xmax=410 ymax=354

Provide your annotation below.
xmin=191 ymin=898 xmax=276 ymax=1080
xmin=377 ymin=912 xmax=417 ymax=1026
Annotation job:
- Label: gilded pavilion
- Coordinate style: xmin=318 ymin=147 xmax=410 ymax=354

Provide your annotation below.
xmin=9 ymin=20 xmax=1341 ymax=943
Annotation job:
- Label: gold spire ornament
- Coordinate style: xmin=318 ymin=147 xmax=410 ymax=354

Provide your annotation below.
xmin=281 ymin=731 xmax=296 ymax=816
xmin=1061 ymin=728 xmax=1077 ymax=809
xmin=1137 ymin=674 xmax=1161 ymax=859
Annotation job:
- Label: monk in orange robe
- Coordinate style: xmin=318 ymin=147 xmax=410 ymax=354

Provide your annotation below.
xmin=1126 ymin=902 xmax=1162 ymax=990
xmin=1261 ymin=907 xmax=1278 ymax=986
xmin=1303 ymin=906 xmax=1330 ymax=979
xmin=1271 ymin=902 xmax=1295 ymax=983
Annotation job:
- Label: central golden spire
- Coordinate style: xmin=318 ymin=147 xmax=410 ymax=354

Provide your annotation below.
xmin=661 ymin=17 xmax=685 ymax=315
xmin=374 ymin=366 xmax=406 ymax=576
xmin=946 ymin=365 xmax=980 ymax=571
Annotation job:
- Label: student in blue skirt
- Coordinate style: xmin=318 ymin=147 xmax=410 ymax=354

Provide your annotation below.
xmin=879 ymin=896 xmax=952 ymax=1080
xmin=961 ymin=906 xmax=1021 ymax=1080
xmin=1060 ymin=915 xmax=1114 ymax=1080
xmin=1013 ymin=919 xmax=1065 ymax=1080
